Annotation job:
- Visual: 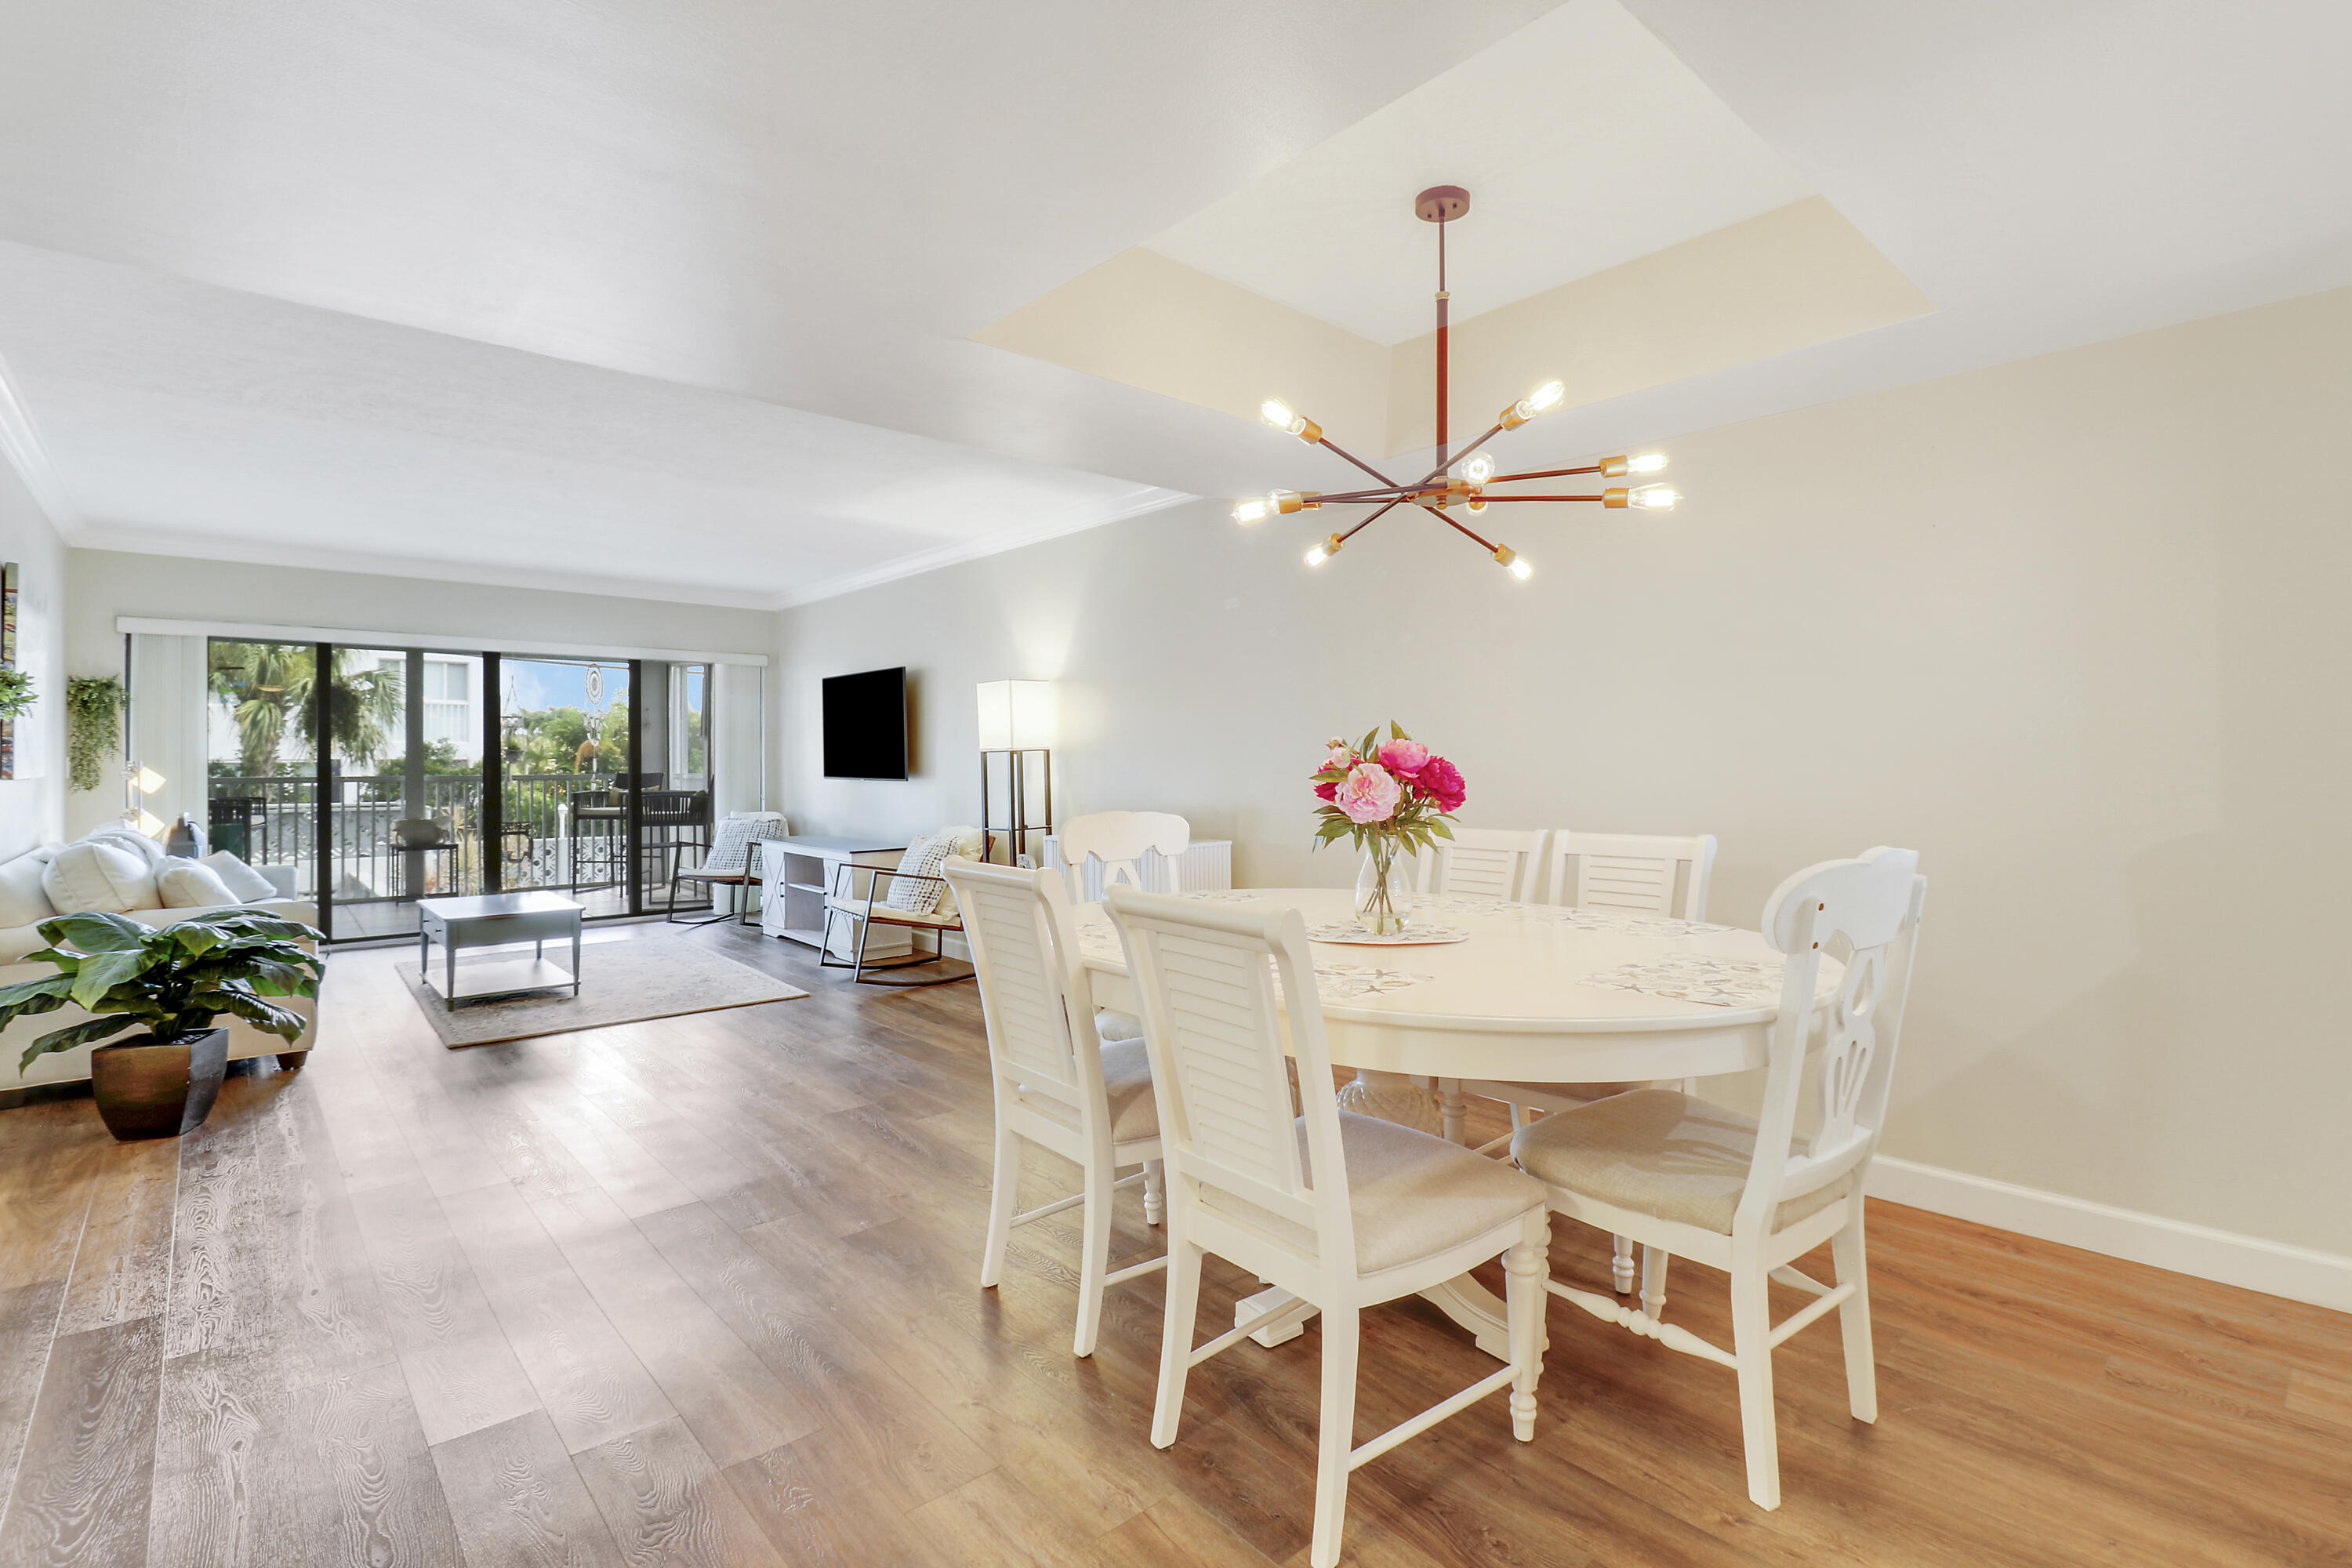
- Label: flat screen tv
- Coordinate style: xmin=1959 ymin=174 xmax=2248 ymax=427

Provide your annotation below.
xmin=822 ymin=666 xmax=909 ymax=779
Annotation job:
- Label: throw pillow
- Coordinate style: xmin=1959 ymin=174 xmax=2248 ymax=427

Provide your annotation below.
xmin=86 ymin=826 xmax=169 ymax=868
xmin=883 ymin=834 xmax=951 ymax=913
xmin=42 ymin=840 xmax=161 ymax=915
xmin=199 ymin=851 xmax=280 ymax=903
xmin=155 ymin=860 xmax=241 ymax=909
xmin=929 ymin=825 xmax=986 ymax=920
xmin=0 ymin=851 xmax=58 ymax=928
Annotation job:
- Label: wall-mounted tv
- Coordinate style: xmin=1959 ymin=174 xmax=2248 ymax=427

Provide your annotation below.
xmin=822 ymin=666 xmax=909 ymax=779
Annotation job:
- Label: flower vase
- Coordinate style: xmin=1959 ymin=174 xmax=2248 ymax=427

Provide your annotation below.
xmin=1354 ymin=843 xmax=1410 ymax=935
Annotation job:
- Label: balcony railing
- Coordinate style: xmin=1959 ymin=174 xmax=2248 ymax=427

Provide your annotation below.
xmin=205 ymin=770 xmax=694 ymax=908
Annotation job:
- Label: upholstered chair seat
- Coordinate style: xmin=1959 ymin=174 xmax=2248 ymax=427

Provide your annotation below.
xmin=1510 ymin=1089 xmax=1855 ymax=1236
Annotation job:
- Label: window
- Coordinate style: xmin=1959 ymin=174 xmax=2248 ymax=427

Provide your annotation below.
xmin=423 ymin=657 xmax=473 ymax=749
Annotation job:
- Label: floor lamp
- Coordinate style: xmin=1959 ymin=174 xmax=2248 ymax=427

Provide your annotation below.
xmin=976 ymin=680 xmax=1054 ymax=866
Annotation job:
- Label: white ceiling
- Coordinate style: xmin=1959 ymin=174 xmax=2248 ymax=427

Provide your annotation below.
xmin=2 ymin=0 xmax=2350 ymax=606
xmin=1143 ymin=2 xmax=1815 ymax=345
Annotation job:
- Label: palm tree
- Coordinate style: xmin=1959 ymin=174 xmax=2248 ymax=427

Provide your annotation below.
xmin=208 ymin=644 xmax=405 ymax=775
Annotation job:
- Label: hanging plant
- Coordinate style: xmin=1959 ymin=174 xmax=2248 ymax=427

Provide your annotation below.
xmin=0 ymin=667 xmax=33 ymax=723
xmin=66 ymin=675 xmax=125 ymax=794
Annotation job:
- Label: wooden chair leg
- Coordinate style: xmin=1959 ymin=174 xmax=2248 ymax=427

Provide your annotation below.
xmin=1833 ymin=1207 xmax=1878 ymax=1423
xmin=1506 ymin=1210 xmax=1548 ymax=1441
xmin=1150 ymin=1233 xmax=1203 ymax=1449
xmin=1640 ymin=1245 xmax=1671 ymax=1321
xmin=1142 ymin=1160 xmax=1165 ymax=1227
xmin=1308 ymin=1305 xmax=1362 ymax=1568
xmin=1730 ymin=1268 xmax=1782 ymax=1511
xmin=1438 ymin=1079 xmax=1467 ymax=1144
xmin=1612 ymin=1235 xmax=1636 ymax=1294
xmin=978 ymin=1117 xmax=1019 ymax=1289
xmin=1073 ymin=1158 xmax=1114 ymax=1358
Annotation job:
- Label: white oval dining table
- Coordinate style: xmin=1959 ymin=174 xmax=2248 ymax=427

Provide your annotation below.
xmin=1076 ymin=887 xmax=1817 ymax=1362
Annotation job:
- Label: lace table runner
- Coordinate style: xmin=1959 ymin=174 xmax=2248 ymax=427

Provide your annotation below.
xmin=1076 ymin=920 xmax=1432 ymax=1003
xmin=1576 ymin=953 xmax=1839 ymax=1008
xmin=1405 ymin=896 xmax=1730 ymax=940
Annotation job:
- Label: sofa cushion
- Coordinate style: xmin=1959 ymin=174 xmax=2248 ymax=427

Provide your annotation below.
xmin=200 ymin=851 xmax=280 ymax=903
xmin=156 ymin=860 xmax=241 ymax=909
xmin=42 ymin=840 xmax=159 ymax=915
xmin=123 ymin=898 xmax=318 ymax=933
xmin=0 ymin=852 xmax=57 ymax=928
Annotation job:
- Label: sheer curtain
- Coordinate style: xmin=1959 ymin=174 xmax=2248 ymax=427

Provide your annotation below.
xmin=125 ymin=632 xmax=209 ymax=837
xmin=713 ymin=660 xmax=767 ymax=820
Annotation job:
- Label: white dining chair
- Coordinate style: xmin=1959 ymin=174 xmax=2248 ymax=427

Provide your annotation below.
xmin=942 ymin=856 xmax=1166 ymax=1359
xmin=1059 ymin=810 xmax=1190 ymax=1039
xmin=1436 ymin=830 xmax=1719 ymax=1292
xmin=1541 ymin=829 xmax=1717 ymax=916
xmin=1413 ymin=825 xmax=1547 ymax=902
xmin=1105 ymin=885 xmax=1550 ymax=1568
xmin=1054 ymin=809 xmax=1192 ymax=897
xmin=1508 ymin=846 xmax=1926 ymax=1510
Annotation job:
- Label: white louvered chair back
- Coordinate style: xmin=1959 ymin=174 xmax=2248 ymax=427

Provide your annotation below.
xmin=1543 ymin=830 xmax=1717 ymax=917
xmin=1416 ymin=826 xmax=1547 ymax=902
xmin=1103 ymin=887 xmax=1354 ymax=1283
xmin=942 ymin=856 xmax=1166 ymax=1357
xmin=1055 ymin=810 xmax=1191 ymax=899
xmin=950 ymin=857 xmax=1098 ymax=1117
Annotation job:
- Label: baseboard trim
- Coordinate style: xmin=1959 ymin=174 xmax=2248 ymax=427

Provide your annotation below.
xmin=1866 ymin=1155 xmax=2352 ymax=1314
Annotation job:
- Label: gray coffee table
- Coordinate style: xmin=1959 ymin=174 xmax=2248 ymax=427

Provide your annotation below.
xmin=418 ymin=891 xmax=583 ymax=1009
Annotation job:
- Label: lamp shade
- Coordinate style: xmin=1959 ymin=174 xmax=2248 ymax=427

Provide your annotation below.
xmin=975 ymin=680 xmax=1054 ymax=751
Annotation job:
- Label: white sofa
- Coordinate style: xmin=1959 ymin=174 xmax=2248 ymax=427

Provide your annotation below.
xmin=0 ymin=827 xmax=321 ymax=1094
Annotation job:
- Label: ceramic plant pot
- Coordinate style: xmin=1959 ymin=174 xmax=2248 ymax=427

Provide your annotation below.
xmin=87 ymin=1027 xmax=229 ymax=1141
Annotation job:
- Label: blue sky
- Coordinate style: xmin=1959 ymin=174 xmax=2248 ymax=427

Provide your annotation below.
xmin=501 ymin=659 xmax=630 ymax=715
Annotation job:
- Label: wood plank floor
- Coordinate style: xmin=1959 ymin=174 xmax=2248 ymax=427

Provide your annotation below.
xmin=1 ymin=920 xmax=2347 ymax=1566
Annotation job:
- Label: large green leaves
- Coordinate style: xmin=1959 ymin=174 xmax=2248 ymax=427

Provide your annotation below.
xmin=5 ymin=903 xmax=325 ymax=1071
xmin=37 ymin=911 xmax=151 ymax=954
xmin=25 ymin=1014 xmax=148 ymax=1066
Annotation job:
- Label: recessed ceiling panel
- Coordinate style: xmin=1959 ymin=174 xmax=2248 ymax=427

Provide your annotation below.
xmin=1142 ymin=0 xmax=1816 ymax=344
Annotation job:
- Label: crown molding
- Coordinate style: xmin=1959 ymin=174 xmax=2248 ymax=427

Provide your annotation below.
xmin=0 ymin=348 xmax=82 ymax=536
xmin=71 ymin=525 xmax=779 ymax=612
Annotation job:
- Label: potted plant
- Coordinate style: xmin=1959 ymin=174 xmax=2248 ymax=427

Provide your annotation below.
xmin=0 ymin=909 xmax=324 ymax=1141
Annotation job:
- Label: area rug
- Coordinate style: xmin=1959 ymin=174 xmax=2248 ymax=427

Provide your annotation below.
xmin=398 ymin=927 xmax=808 ymax=1047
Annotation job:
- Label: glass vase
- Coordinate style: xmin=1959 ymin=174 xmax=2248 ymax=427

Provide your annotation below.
xmin=1354 ymin=840 xmax=1410 ymax=936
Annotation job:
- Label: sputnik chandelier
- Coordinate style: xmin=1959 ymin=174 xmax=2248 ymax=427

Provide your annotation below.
xmin=1233 ymin=185 xmax=1679 ymax=579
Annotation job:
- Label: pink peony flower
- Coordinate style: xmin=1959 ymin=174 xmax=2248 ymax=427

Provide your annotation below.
xmin=1417 ymin=756 xmax=1466 ymax=813
xmin=1312 ymin=779 xmax=1338 ymax=801
xmin=1335 ymin=762 xmax=1402 ymax=823
xmin=1377 ymin=738 xmax=1430 ymax=778
xmin=1326 ymin=743 xmax=1356 ymax=768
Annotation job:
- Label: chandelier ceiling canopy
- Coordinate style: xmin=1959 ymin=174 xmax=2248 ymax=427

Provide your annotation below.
xmin=1237 ymin=186 xmax=1679 ymax=579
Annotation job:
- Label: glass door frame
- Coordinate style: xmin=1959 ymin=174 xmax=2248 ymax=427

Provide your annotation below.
xmin=476 ymin=651 xmax=648 ymax=918
xmin=282 ymin=643 xmax=652 ymax=943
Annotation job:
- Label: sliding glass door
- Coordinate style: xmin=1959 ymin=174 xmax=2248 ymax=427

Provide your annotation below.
xmin=496 ymin=655 xmax=634 ymax=919
xmin=205 ymin=640 xmax=321 ymax=905
xmin=201 ymin=638 xmax=737 ymax=942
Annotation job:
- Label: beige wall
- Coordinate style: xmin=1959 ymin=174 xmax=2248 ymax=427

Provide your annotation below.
xmin=0 ymin=464 xmax=66 ymax=858
xmin=779 ymin=284 xmax=2352 ymax=1259
xmin=64 ymin=548 xmax=776 ymax=837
